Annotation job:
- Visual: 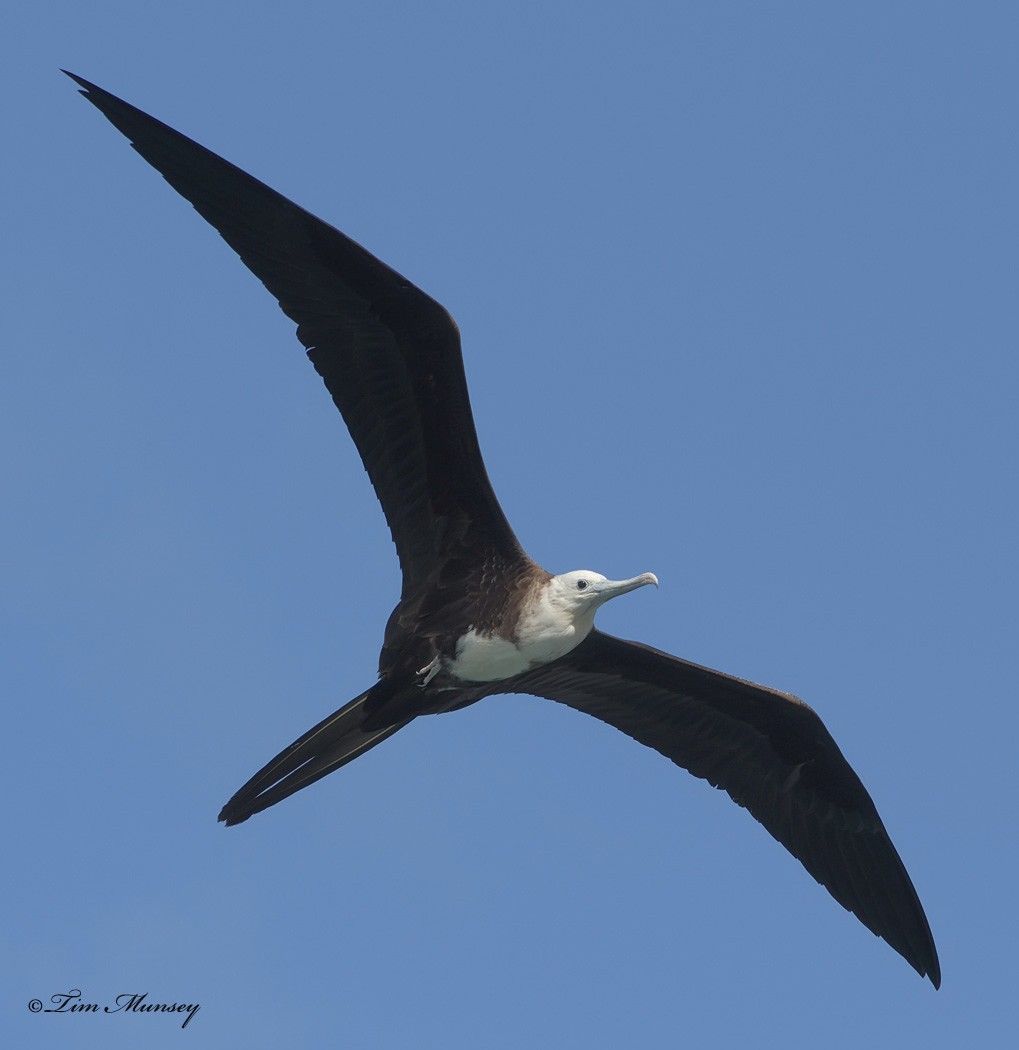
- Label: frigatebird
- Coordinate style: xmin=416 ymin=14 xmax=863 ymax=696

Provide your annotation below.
xmin=68 ymin=71 xmax=940 ymax=988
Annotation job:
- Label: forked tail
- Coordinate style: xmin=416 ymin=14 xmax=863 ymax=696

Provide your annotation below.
xmin=218 ymin=688 xmax=412 ymax=826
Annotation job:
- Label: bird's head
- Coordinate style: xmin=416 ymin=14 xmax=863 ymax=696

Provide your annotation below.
xmin=548 ymin=570 xmax=659 ymax=627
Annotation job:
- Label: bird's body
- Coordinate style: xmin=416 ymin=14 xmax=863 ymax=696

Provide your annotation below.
xmin=439 ymin=571 xmax=659 ymax=684
xmin=69 ymin=72 xmax=940 ymax=988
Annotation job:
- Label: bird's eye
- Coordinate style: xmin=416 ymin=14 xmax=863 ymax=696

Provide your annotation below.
xmin=576 ymin=579 xmax=588 ymax=590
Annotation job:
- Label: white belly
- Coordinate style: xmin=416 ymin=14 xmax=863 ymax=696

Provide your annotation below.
xmin=447 ymin=631 xmax=532 ymax=682
xmin=448 ymin=608 xmax=594 ymax=684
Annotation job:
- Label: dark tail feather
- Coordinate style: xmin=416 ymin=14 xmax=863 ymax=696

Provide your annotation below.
xmin=218 ymin=688 xmax=412 ymax=826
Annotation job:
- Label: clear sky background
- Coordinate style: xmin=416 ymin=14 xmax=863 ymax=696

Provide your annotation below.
xmin=4 ymin=3 xmax=1016 ymax=1047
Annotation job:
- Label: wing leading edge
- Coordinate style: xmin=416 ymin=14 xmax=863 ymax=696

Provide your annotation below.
xmin=67 ymin=71 xmax=528 ymax=597
xmin=512 ymin=630 xmax=941 ymax=987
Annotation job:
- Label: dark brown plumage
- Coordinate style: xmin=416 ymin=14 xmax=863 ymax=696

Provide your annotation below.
xmin=514 ymin=631 xmax=939 ymax=983
xmin=68 ymin=71 xmax=940 ymax=988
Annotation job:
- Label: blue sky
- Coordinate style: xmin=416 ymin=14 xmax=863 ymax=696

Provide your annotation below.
xmin=5 ymin=2 xmax=1017 ymax=1047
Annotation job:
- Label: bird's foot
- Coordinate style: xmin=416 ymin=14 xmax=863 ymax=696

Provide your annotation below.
xmin=416 ymin=655 xmax=441 ymax=687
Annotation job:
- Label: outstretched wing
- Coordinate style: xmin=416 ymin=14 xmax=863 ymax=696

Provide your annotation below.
xmin=511 ymin=629 xmax=940 ymax=987
xmin=68 ymin=72 xmax=528 ymax=597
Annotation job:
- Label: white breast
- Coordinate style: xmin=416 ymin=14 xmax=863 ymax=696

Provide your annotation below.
xmin=447 ymin=585 xmax=596 ymax=683
xmin=448 ymin=630 xmax=536 ymax=682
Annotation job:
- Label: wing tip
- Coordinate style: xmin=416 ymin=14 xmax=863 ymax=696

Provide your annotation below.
xmin=62 ymin=69 xmax=96 ymax=94
xmin=911 ymin=957 xmax=941 ymax=989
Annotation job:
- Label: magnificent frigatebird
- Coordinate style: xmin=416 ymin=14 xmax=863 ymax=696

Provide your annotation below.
xmin=68 ymin=72 xmax=940 ymax=988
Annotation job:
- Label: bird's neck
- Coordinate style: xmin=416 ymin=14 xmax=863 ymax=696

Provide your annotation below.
xmin=446 ymin=582 xmax=592 ymax=684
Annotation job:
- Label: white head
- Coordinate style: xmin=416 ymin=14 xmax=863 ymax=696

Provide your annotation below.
xmin=546 ymin=569 xmax=659 ymax=629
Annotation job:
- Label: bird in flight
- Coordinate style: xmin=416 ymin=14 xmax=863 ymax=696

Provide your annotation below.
xmin=68 ymin=72 xmax=940 ymax=988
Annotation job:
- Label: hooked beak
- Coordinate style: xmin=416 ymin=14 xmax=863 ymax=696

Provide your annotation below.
xmin=594 ymin=572 xmax=659 ymax=604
